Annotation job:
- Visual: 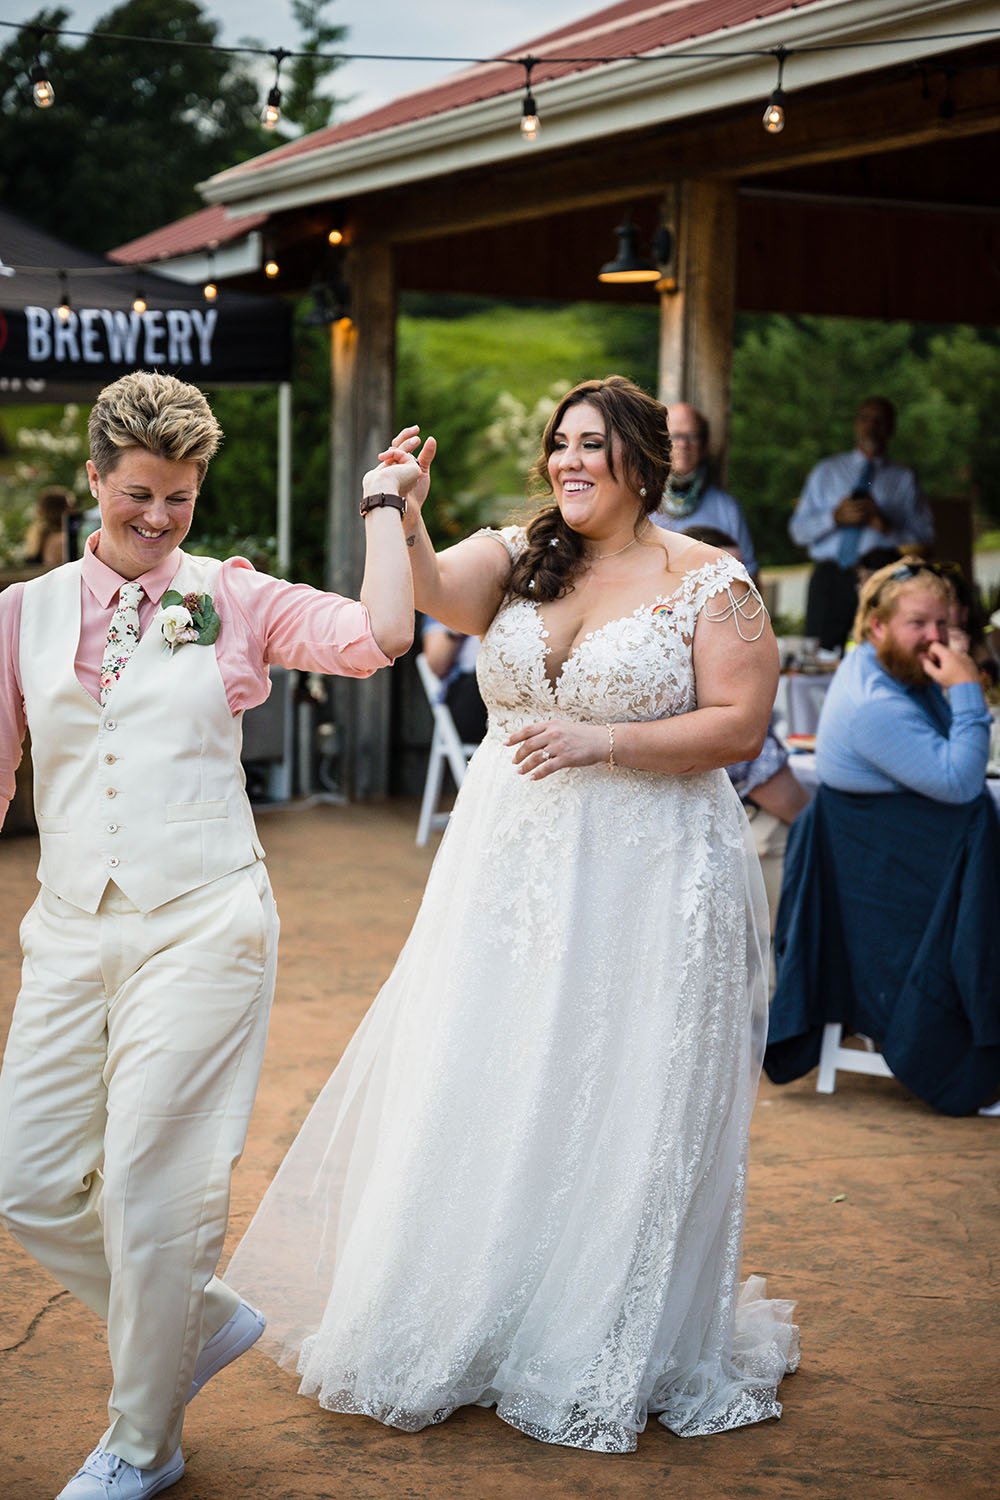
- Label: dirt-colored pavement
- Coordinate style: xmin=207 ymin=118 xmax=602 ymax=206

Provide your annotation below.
xmin=1 ymin=803 xmax=997 ymax=1500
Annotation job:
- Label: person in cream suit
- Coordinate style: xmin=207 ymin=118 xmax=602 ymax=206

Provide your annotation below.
xmin=0 ymin=371 xmax=424 ymax=1499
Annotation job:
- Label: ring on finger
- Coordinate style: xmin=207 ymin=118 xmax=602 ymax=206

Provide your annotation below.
xmin=539 ymin=748 xmax=552 ymax=761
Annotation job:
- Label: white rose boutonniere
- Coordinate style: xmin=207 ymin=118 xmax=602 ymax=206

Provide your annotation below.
xmin=159 ymin=590 xmax=221 ymax=652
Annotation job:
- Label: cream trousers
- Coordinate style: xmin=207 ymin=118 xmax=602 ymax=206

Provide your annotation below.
xmin=0 ymin=862 xmax=279 ymax=1468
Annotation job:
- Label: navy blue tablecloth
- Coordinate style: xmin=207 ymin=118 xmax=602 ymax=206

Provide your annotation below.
xmin=765 ymin=785 xmax=1000 ymax=1116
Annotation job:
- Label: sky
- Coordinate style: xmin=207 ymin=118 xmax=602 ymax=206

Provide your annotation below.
xmin=38 ymin=1 xmax=592 ymax=120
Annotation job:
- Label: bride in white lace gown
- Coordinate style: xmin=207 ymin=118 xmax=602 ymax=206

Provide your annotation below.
xmin=228 ymin=377 xmax=799 ymax=1452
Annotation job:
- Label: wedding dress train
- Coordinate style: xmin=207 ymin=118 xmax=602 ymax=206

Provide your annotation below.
xmin=227 ymin=540 xmax=799 ymax=1452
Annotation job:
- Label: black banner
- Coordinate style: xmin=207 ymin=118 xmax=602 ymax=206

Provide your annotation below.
xmin=0 ymin=210 xmax=292 ymax=395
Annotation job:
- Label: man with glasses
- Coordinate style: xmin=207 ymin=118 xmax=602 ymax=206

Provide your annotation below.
xmin=789 ymin=397 xmax=934 ymax=652
xmin=654 ymin=404 xmax=758 ymax=579
xmin=764 ymin=557 xmax=999 ymax=1116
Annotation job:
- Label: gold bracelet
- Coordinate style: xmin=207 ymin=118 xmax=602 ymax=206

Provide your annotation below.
xmin=606 ymin=723 xmax=616 ymax=767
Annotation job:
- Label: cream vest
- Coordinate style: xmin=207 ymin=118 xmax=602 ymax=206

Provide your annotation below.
xmin=19 ymin=552 xmax=263 ymax=914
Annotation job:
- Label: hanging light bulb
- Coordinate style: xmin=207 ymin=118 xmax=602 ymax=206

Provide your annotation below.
xmin=203 ymin=246 xmax=218 ymax=301
xmin=519 ymin=59 xmax=540 ymax=142
xmin=56 ymin=271 xmax=71 ymax=323
xmin=264 ymin=257 xmax=280 ymax=279
xmin=261 ymin=48 xmax=289 ymax=130
xmin=30 ymin=61 xmax=54 ymax=108
xmin=762 ymin=49 xmax=787 ymax=134
xmin=762 ymin=90 xmax=785 ymax=133
xmin=132 ymin=282 xmax=147 ymax=315
xmin=327 ymin=228 xmax=344 ymax=246
xmin=261 ymin=86 xmax=281 ymax=130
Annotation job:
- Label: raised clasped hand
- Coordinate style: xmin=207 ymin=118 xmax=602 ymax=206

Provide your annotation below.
xmin=921 ymin=639 xmax=980 ymax=688
xmin=507 ymin=720 xmax=609 ymax=779
xmin=377 ymin=425 xmax=437 ymax=515
xmin=363 ymin=444 xmax=423 ymax=498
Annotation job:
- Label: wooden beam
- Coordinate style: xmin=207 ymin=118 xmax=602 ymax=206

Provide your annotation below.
xmin=325 ymin=241 xmax=398 ymax=800
xmin=658 ymin=181 xmax=738 ymax=478
xmin=344 ymin=59 xmax=1000 ymax=245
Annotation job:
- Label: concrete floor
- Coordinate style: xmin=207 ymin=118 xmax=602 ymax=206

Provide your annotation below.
xmin=1 ymin=803 xmax=997 ymax=1500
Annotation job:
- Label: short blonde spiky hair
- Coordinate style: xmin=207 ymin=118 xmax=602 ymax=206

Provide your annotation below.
xmin=88 ymin=371 xmax=222 ymax=483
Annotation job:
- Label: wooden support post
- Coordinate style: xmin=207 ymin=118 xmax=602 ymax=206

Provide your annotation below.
xmin=326 ymin=241 xmax=397 ymax=800
xmin=658 ymin=179 xmax=738 ymax=478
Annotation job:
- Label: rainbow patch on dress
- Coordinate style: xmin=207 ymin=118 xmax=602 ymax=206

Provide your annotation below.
xmin=651 ymin=602 xmax=673 ymax=618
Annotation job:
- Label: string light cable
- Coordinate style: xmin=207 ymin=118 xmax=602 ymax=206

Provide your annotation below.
xmin=3 ymin=17 xmax=999 ymax=139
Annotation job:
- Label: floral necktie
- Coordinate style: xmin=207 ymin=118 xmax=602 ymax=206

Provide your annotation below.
xmin=99 ymin=581 xmax=144 ymax=707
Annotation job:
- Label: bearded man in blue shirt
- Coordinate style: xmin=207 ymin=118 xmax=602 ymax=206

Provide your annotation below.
xmin=817 ymin=558 xmax=990 ymax=800
xmin=765 ymin=559 xmax=999 ymax=1116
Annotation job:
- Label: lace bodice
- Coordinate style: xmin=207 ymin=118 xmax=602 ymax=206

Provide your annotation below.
xmin=476 ymin=526 xmax=762 ymax=734
xmin=228 ymin=527 xmax=795 ymax=1459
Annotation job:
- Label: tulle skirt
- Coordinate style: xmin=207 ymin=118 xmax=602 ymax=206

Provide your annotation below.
xmin=227 ymin=742 xmax=799 ymax=1451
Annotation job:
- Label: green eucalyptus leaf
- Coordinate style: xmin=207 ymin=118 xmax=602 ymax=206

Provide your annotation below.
xmin=198 ymin=599 xmax=221 ymax=645
xmin=161 ymin=590 xmax=184 ymax=607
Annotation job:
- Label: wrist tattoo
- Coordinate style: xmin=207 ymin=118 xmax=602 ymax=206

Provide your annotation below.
xmin=406 ymin=534 xmax=416 ymax=548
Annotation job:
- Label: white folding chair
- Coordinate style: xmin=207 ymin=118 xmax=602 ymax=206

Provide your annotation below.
xmin=415 ymin=652 xmax=478 ymax=847
xmin=816 ymin=1023 xmax=893 ymax=1094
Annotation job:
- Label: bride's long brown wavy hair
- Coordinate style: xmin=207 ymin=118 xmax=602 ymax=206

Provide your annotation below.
xmin=508 ymin=375 xmax=672 ymax=602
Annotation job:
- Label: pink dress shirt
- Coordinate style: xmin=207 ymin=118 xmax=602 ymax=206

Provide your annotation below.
xmin=0 ymin=533 xmax=391 ymax=824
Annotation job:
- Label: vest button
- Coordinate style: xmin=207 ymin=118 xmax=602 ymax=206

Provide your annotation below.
xmin=104 ymin=753 xmax=117 ymax=765
xmin=105 ymin=719 xmax=117 ymax=730
xmin=107 ymin=856 xmax=120 ymax=868
xmin=107 ymin=823 xmax=119 ymax=834
xmin=105 ymin=787 xmax=117 ymax=798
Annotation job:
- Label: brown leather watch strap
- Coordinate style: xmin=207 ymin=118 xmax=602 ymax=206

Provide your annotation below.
xmin=359 ymin=491 xmax=406 ymax=518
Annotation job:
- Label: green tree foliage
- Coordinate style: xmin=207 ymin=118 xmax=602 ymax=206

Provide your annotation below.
xmin=729 ymin=316 xmax=1000 ymax=563
xmin=0 ymin=3 xmax=263 ymax=251
xmin=904 ymin=325 xmax=1000 ymax=517
xmin=0 ymin=0 xmax=347 ymax=254
xmin=395 ymin=297 xmax=660 ymax=541
xmin=282 ymin=0 xmax=347 ymax=134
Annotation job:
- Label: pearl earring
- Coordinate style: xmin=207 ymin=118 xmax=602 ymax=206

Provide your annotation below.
xmin=639 ymin=486 xmax=647 ymax=498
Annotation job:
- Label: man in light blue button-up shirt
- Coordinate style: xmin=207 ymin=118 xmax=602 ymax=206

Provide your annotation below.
xmin=790 ymin=398 xmax=934 ymax=651
xmin=816 ymin=559 xmax=990 ymax=803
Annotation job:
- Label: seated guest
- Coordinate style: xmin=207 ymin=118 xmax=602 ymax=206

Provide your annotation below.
xmin=654 ymin=405 xmax=759 ymax=580
xmin=685 ymin=526 xmax=809 ymax=926
xmin=765 ymin=558 xmax=1000 ymax=1116
xmin=815 ymin=556 xmax=990 ymax=802
xmin=728 ymin=737 xmax=810 ymax=931
xmin=421 ymin=616 xmax=487 ymax=743
xmin=22 ymin=486 xmax=76 ymax=570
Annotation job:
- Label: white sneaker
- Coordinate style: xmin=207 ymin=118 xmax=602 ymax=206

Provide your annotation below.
xmin=56 ymin=1444 xmax=184 ymax=1498
xmin=187 ymin=1298 xmax=266 ymax=1402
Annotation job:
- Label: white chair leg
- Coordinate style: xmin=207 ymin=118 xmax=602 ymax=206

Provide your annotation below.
xmin=817 ymin=1021 xmax=894 ymax=1094
xmin=416 ymin=728 xmax=446 ymax=847
xmin=414 ymin=652 xmax=480 ymax=846
xmin=817 ymin=1022 xmax=841 ymax=1093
